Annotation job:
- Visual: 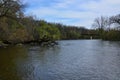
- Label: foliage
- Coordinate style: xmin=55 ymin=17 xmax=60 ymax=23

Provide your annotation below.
xmin=36 ymin=21 xmax=61 ymax=41
xmin=57 ymin=25 xmax=81 ymax=39
xmin=102 ymin=30 xmax=120 ymax=41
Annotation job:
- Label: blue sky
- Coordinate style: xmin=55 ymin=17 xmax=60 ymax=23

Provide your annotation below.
xmin=23 ymin=0 xmax=120 ymax=28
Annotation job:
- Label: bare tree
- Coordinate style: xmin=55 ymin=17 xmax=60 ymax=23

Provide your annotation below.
xmin=110 ymin=14 xmax=120 ymax=24
xmin=109 ymin=14 xmax=120 ymax=30
xmin=92 ymin=16 xmax=110 ymax=39
xmin=92 ymin=16 xmax=109 ymax=30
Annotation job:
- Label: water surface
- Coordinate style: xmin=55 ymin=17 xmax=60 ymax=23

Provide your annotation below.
xmin=0 ymin=40 xmax=120 ymax=80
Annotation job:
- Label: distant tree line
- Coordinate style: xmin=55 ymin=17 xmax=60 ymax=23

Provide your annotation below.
xmin=56 ymin=24 xmax=98 ymax=39
xmin=92 ymin=14 xmax=120 ymax=41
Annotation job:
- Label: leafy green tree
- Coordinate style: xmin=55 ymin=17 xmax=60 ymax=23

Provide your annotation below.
xmin=36 ymin=21 xmax=60 ymax=42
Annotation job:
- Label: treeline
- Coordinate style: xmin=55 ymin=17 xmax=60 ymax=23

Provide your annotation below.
xmin=56 ymin=24 xmax=98 ymax=39
xmin=0 ymin=16 xmax=97 ymax=45
xmin=0 ymin=0 xmax=98 ymax=46
xmin=0 ymin=17 xmax=61 ymax=45
xmin=92 ymin=14 xmax=120 ymax=41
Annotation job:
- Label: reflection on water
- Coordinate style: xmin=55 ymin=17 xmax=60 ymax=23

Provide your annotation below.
xmin=0 ymin=40 xmax=120 ymax=80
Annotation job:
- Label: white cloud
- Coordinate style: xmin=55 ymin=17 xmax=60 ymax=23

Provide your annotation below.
xmin=25 ymin=0 xmax=120 ymax=28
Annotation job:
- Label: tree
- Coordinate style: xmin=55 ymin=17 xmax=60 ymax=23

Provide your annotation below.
xmin=92 ymin=16 xmax=109 ymax=30
xmin=110 ymin=14 xmax=120 ymax=24
xmin=0 ymin=0 xmax=25 ymax=19
xmin=109 ymin=14 xmax=120 ymax=30
xmin=36 ymin=21 xmax=61 ymax=42
xmin=92 ymin=16 xmax=109 ymax=37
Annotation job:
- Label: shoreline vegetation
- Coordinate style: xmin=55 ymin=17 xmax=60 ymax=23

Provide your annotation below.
xmin=0 ymin=0 xmax=120 ymax=48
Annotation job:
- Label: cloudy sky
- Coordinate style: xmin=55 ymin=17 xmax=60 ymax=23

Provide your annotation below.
xmin=23 ymin=0 xmax=120 ymax=28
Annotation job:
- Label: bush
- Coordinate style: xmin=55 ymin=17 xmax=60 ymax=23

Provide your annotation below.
xmin=103 ymin=30 xmax=120 ymax=41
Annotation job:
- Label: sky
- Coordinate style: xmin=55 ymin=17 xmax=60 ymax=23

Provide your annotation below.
xmin=23 ymin=0 xmax=120 ymax=28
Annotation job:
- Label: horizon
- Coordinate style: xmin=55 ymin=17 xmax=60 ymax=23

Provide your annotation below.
xmin=24 ymin=0 xmax=120 ymax=28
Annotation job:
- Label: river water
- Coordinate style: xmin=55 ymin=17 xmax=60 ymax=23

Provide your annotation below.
xmin=0 ymin=40 xmax=120 ymax=80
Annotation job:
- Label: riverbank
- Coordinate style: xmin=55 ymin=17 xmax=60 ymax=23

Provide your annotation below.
xmin=0 ymin=40 xmax=58 ymax=48
xmin=0 ymin=41 xmax=8 ymax=48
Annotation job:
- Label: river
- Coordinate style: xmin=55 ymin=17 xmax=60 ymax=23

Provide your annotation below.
xmin=0 ymin=40 xmax=120 ymax=80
